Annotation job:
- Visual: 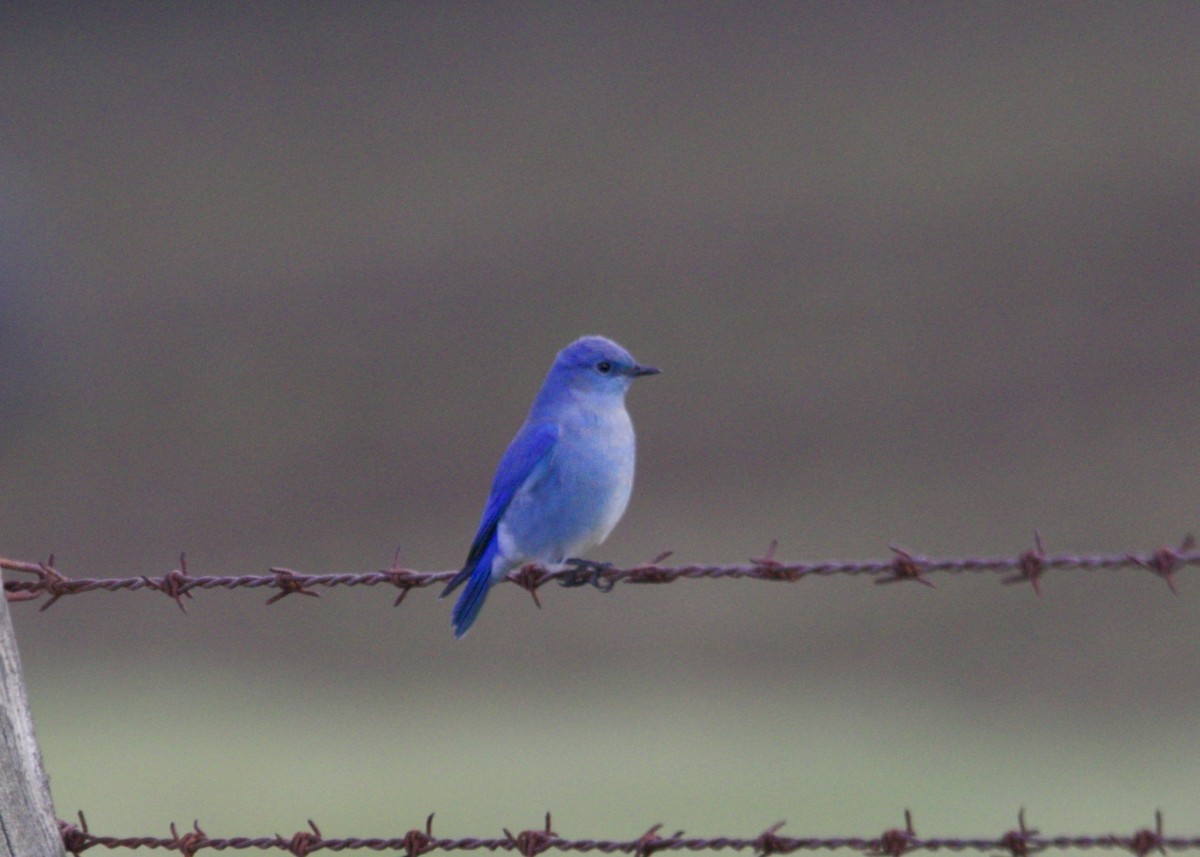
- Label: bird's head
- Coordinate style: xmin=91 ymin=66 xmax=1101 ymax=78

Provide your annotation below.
xmin=548 ymin=335 xmax=660 ymax=398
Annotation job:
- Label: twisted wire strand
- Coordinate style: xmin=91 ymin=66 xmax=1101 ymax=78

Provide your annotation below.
xmin=3 ymin=536 xmax=1196 ymax=612
xmin=54 ymin=812 xmax=1198 ymax=857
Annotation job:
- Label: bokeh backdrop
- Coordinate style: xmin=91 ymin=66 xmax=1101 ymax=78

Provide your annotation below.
xmin=2 ymin=2 xmax=1199 ymax=847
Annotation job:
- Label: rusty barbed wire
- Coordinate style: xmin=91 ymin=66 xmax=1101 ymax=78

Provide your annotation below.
xmin=2 ymin=534 xmax=1195 ymax=612
xmin=54 ymin=810 xmax=1200 ymax=857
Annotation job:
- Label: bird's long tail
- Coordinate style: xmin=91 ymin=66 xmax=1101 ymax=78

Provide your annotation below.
xmin=444 ymin=541 xmax=501 ymax=638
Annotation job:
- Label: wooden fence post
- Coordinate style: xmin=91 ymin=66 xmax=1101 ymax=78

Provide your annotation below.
xmin=0 ymin=578 xmax=66 ymax=857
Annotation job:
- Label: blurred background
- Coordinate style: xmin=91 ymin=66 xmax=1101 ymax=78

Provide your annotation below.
xmin=2 ymin=2 xmax=1199 ymax=846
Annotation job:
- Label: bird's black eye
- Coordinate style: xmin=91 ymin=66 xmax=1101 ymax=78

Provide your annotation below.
xmin=596 ymin=360 xmax=613 ymax=374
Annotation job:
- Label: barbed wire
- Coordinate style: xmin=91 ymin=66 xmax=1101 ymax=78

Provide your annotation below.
xmin=55 ymin=810 xmax=1200 ymax=857
xmin=2 ymin=534 xmax=1195 ymax=612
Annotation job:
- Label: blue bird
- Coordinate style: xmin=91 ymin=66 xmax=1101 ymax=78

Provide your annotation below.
xmin=440 ymin=336 xmax=659 ymax=638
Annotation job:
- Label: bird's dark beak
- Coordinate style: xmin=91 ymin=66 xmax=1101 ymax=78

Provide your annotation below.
xmin=631 ymin=364 xmax=660 ymax=378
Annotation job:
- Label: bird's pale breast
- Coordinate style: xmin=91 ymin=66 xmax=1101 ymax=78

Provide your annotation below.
xmin=497 ymin=400 xmax=635 ymax=566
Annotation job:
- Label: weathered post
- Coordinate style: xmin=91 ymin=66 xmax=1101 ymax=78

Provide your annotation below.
xmin=0 ymin=578 xmax=66 ymax=857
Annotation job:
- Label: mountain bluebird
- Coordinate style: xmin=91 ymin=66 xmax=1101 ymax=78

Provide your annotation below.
xmin=440 ymin=335 xmax=659 ymax=638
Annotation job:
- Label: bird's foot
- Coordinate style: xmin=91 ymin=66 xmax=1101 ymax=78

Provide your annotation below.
xmin=557 ymin=558 xmax=616 ymax=592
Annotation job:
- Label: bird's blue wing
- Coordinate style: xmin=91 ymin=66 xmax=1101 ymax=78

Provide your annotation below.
xmin=442 ymin=421 xmax=558 ymax=638
xmin=440 ymin=421 xmax=559 ymax=600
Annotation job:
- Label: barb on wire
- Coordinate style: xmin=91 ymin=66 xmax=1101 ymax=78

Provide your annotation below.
xmin=54 ymin=810 xmax=1200 ymax=856
xmin=3 ymin=534 xmax=1196 ymax=611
